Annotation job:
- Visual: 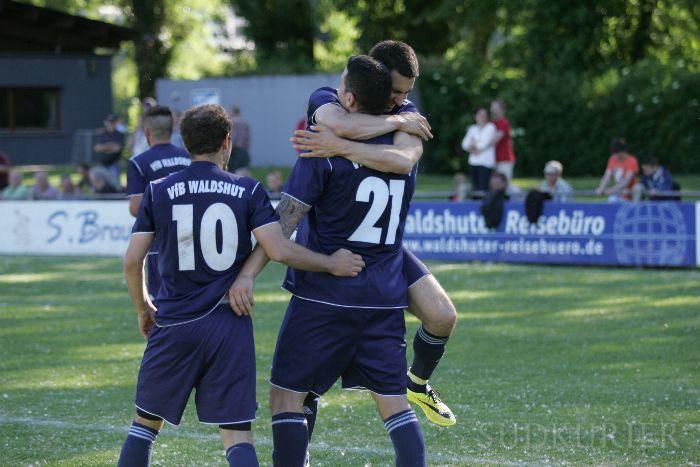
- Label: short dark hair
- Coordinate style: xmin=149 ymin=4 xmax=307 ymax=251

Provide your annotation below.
xmin=144 ymin=105 xmax=174 ymax=138
xmin=609 ymin=137 xmax=627 ymax=154
xmin=344 ymin=55 xmax=392 ymax=115
xmin=180 ymin=104 xmax=231 ymax=155
xmin=369 ymin=40 xmax=419 ymax=78
xmin=492 ymin=171 xmax=508 ymax=185
xmin=642 ymin=154 xmax=659 ymax=166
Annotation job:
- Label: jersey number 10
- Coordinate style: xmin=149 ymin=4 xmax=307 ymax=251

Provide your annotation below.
xmin=348 ymin=176 xmax=405 ymax=245
xmin=172 ymin=203 xmax=239 ymax=271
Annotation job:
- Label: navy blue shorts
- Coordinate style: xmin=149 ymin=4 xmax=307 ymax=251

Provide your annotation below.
xmin=146 ymin=253 xmax=160 ymax=300
xmin=402 ymin=246 xmax=431 ymax=287
xmin=271 ymin=296 xmax=407 ymax=396
xmin=135 ymin=304 xmax=256 ymax=425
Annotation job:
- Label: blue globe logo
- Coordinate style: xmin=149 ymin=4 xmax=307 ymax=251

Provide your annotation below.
xmin=613 ymin=203 xmax=687 ymax=266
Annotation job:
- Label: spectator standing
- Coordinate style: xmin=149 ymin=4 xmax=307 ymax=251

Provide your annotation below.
xmin=0 ymin=150 xmax=11 ymax=190
xmin=94 ymin=114 xmax=125 ymax=181
xmin=539 ymin=160 xmax=573 ymax=202
xmin=480 ymin=171 xmax=509 ymax=229
xmin=490 ymin=100 xmax=516 ymax=181
xmin=227 ymin=104 xmax=251 ymax=172
xmin=2 ymin=170 xmax=30 ymax=200
xmin=596 ymin=138 xmax=639 ymax=202
xmin=130 ymin=97 xmax=157 ymax=157
xmin=265 ymin=170 xmax=283 ymax=198
xmin=31 ymin=171 xmax=59 ymax=200
xmin=461 ymin=108 xmax=497 ymax=194
xmin=640 ymin=155 xmax=676 ymax=201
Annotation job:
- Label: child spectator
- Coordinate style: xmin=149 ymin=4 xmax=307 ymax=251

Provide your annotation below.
xmin=481 ymin=171 xmax=509 ymax=229
xmin=1 ymin=170 xmax=30 ymax=200
xmin=31 ymin=171 xmax=59 ymax=200
xmin=595 ymin=137 xmax=639 ymax=202
xmin=640 ymin=155 xmax=676 ymax=201
xmin=539 ymin=160 xmax=573 ymax=202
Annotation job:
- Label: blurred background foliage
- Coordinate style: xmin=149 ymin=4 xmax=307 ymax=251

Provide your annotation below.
xmin=25 ymin=0 xmax=700 ymax=174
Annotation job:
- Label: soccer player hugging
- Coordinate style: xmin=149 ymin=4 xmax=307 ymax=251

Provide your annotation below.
xmin=119 ymin=104 xmax=363 ymax=467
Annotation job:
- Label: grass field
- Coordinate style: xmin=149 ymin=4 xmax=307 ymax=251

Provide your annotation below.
xmin=1 ymin=256 xmax=699 ymax=465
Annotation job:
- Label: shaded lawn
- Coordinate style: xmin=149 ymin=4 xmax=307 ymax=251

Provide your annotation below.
xmin=0 ymin=256 xmax=698 ymax=465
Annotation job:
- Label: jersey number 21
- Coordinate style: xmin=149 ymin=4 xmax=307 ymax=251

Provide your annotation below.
xmin=348 ymin=176 xmax=405 ymax=245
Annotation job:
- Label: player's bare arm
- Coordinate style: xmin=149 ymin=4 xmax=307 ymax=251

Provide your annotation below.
xmin=291 ymin=125 xmax=422 ymax=175
xmin=228 ymin=194 xmax=365 ymax=316
xmin=315 ymin=103 xmax=432 ymax=141
xmin=128 ymin=195 xmax=142 ymax=217
xmin=123 ymin=232 xmax=157 ymax=339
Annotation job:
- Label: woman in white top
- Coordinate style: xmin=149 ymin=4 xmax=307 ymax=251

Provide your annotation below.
xmin=461 ymin=108 xmax=497 ymax=193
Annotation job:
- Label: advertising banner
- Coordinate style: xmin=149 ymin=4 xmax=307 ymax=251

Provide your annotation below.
xmin=0 ymin=201 xmax=133 ymax=256
xmin=403 ymin=201 xmax=699 ymax=267
xmin=0 ymin=200 xmax=697 ymax=267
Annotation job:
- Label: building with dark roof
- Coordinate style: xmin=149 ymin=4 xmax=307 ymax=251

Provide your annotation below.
xmin=0 ymin=0 xmax=135 ymax=165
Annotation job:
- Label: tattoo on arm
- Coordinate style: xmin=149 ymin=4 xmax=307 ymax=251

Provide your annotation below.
xmin=276 ymin=194 xmax=311 ymax=238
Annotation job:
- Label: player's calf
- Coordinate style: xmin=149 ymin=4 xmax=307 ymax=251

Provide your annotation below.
xmin=117 ymin=410 xmax=164 ymax=467
xmin=219 ymin=423 xmax=258 ymax=467
xmin=373 ymin=394 xmax=426 ymax=467
xmin=269 ymin=385 xmax=309 ymax=467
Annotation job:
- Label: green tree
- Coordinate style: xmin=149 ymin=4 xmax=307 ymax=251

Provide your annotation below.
xmin=229 ymin=0 xmax=315 ymax=71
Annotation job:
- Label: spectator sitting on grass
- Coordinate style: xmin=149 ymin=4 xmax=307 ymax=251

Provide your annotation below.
xmin=77 ymin=163 xmax=92 ymax=192
xmin=595 ymin=137 xmax=639 ymax=202
xmin=1 ymin=170 xmax=30 ymax=200
xmin=638 ymin=155 xmax=676 ymax=201
xmin=265 ymin=170 xmax=283 ymax=199
xmin=539 ymin=160 xmax=572 ymax=202
xmin=59 ymin=174 xmax=83 ymax=199
xmin=31 ymin=171 xmax=59 ymax=200
xmin=90 ymin=166 xmax=121 ymax=195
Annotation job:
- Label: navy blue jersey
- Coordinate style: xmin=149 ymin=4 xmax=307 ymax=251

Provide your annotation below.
xmin=126 ymin=143 xmax=191 ymax=197
xmin=282 ymin=89 xmax=417 ymax=309
xmin=132 ymin=161 xmax=279 ymax=326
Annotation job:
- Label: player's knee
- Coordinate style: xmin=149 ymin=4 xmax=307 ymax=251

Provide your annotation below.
xmin=269 ymin=385 xmax=305 ymax=415
xmin=424 ymin=302 xmax=457 ymax=336
xmin=135 ymin=409 xmax=164 ymax=430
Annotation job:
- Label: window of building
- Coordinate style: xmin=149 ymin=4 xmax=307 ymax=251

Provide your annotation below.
xmin=0 ymin=88 xmax=60 ymax=131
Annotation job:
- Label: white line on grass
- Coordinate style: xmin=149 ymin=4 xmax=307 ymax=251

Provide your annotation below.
xmin=0 ymin=415 xmax=512 ymax=465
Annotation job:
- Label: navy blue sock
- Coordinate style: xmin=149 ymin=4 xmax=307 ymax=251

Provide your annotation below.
xmin=384 ymin=409 xmax=426 ymax=467
xmin=117 ymin=421 xmax=159 ymax=467
xmin=408 ymin=325 xmax=449 ymax=392
xmin=303 ymin=393 xmax=320 ymax=440
xmin=225 ymin=442 xmax=259 ymax=467
xmin=271 ymin=412 xmax=308 ymax=467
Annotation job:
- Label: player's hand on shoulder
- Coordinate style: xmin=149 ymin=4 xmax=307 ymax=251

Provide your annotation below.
xmin=291 ymin=125 xmax=340 ymax=158
xmin=138 ymin=304 xmax=157 ymax=340
xmin=228 ymin=274 xmax=255 ymax=317
xmin=398 ymin=112 xmax=433 ymax=141
xmin=328 ymin=248 xmax=365 ymax=277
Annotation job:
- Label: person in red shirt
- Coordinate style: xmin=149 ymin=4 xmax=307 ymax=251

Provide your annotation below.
xmin=490 ymin=100 xmax=516 ymax=181
xmin=596 ymin=137 xmax=639 ymax=201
